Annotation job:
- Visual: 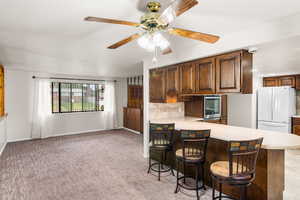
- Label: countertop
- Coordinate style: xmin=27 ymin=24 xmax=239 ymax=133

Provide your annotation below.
xmin=150 ymin=117 xmax=300 ymax=150
xmin=293 ymin=115 xmax=300 ymax=118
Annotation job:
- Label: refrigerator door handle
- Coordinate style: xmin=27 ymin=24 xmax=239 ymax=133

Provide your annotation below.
xmin=259 ymin=122 xmax=287 ymax=127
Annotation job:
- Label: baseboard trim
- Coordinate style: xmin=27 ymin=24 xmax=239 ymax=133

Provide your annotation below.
xmin=0 ymin=142 xmax=7 ymax=157
xmin=122 ymin=127 xmax=141 ymax=135
xmin=50 ymin=128 xmax=106 ymax=138
xmin=7 ymin=128 xmax=119 ymax=143
xmin=8 ymin=138 xmax=32 ymax=143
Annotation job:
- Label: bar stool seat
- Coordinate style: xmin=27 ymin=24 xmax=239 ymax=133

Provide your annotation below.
xmin=175 ymin=148 xmax=204 ymax=161
xmin=210 ymin=138 xmax=264 ymax=200
xmin=174 ymin=129 xmax=211 ymax=200
xmin=210 ymin=161 xmax=250 ymax=178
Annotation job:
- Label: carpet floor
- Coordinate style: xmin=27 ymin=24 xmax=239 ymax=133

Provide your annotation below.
xmin=0 ymin=130 xmax=213 ymax=200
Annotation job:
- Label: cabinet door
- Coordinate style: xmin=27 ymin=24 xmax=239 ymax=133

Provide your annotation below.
xmin=294 ymin=125 xmax=300 ymax=136
xmin=195 ymin=57 xmax=216 ymax=94
xmin=165 ymin=65 xmax=180 ymax=102
xmin=0 ymin=66 xmax=4 ymax=117
xmin=149 ymin=68 xmax=166 ymax=103
xmin=263 ymin=77 xmax=279 ymax=87
xmin=123 ymin=108 xmax=128 ymax=128
xmin=278 ymin=76 xmax=296 ymax=87
xmin=216 ymin=52 xmax=241 ymax=93
xmin=221 ymin=95 xmax=228 ymax=122
xmin=295 ymin=76 xmax=300 ymax=90
xmin=180 ymin=62 xmax=195 ymax=94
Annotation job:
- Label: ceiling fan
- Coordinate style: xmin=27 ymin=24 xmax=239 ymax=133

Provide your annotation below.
xmin=84 ymin=0 xmax=220 ymax=55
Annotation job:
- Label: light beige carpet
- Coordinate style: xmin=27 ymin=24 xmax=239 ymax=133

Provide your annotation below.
xmin=0 ymin=130 xmax=213 ymax=200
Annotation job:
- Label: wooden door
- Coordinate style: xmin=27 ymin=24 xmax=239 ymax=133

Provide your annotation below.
xmin=0 ymin=65 xmax=4 ymax=117
xmin=263 ymin=77 xmax=279 ymax=87
xmin=165 ymin=65 xmax=180 ymax=103
xmin=149 ymin=68 xmax=166 ymax=103
xmin=278 ymin=76 xmax=295 ymax=87
xmin=180 ymin=62 xmax=195 ymax=94
xmin=296 ymin=76 xmax=300 ymax=90
xmin=216 ymin=52 xmax=241 ymax=93
xmin=195 ymin=57 xmax=216 ymax=94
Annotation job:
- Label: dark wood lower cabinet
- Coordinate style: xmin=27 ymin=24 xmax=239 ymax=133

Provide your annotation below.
xmin=123 ymin=107 xmax=143 ymax=133
xmin=151 ymin=134 xmax=284 ymax=200
xmin=292 ymin=117 xmax=300 ymax=136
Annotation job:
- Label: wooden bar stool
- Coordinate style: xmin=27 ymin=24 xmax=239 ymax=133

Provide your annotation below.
xmin=210 ymin=138 xmax=264 ymax=200
xmin=147 ymin=123 xmax=175 ymax=181
xmin=174 ymin=129 xmax=210 ymax=200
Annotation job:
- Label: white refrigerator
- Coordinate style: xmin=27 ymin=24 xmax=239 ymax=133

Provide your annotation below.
xmin=257 ymin=87 xmax=296 ymax=133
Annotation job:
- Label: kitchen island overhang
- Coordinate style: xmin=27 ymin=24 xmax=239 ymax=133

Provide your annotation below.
xmin=148 ymin=118 xmax=300 ymax=200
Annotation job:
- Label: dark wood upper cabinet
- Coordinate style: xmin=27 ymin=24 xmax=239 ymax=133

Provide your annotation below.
xmin=149 ymin=50 xmax=253 ymax=102
xmin=263 ymin=77 xmax=279 ymax=87
xmin=263 ymin=75 xmax=298 ymax=88
xmin=180 ymin=62 xmax=195 ymax=94
xmin=278 ymin=76 xmax=296 ymax=87
xmin=165 ymin=65 xmax=180 ymax=103
xmin=127 ymin=85 xmax=143 ymax=108
xmin=149 ymin=68 xmax=166 ymax=103
xmin=296 ymin=76 xmax=300 ymax=90
xmin=195 ymin=57 xmax=216 ymax=94
xmin=216 ymin=52 xmax=241 ymax=93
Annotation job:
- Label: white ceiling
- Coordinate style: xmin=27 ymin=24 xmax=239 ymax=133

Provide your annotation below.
xmin=254 ymin=36 xmax=300 ymax=76
xmin=0 ymin=0 xmax=300 ymax=77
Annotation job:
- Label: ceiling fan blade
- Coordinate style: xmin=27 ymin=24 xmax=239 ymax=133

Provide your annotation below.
xmin=159 ymin=0 xmax=198 ymax=24
xmin=162 ymin=47 xmax=172 ymax=55
xmin=176 ymin=0 xmax=199 ymax=17
xmin=168 ymin=28 xmax=220 ymax=43
xmin=108 ymin=33 xmax=141 ymax=49
xmin=84 ymin=17 xmax=140 ymax=27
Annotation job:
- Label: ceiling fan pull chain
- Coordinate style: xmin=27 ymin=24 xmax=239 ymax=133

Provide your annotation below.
xmin=152 ymin=46 xmax=158 ymax=66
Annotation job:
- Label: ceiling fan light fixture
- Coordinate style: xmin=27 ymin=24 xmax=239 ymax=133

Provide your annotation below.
xmin=137 ymin=33 xmax=170 ymax=52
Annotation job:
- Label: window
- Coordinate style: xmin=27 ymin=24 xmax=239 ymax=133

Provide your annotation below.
xmin=51 ymin=82 xmax=105 ymax=113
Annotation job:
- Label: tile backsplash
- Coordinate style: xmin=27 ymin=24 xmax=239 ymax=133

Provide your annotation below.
xmin=149 ymin=103 xmax=184 ymax=120
xmin=297 ymin=91 xmax=300 ymax=115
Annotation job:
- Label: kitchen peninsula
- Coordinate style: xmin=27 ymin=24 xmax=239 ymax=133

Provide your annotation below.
xmin=150 ymin=117 xmax=300 ymax=200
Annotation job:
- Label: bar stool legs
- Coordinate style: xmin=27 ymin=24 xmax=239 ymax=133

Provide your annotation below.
xmin=147 ymin=149 xmax=174 ymax=181
xmin=174 ymin=161 xmax=205 ymax=200
xmin=212 ymin=178 xmax=248 ymax=200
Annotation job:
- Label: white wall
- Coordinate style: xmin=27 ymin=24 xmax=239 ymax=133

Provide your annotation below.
xmin=5 ymin=69 xmax=127 ymax=142
xmin=0 ymin=117 xmax=7 ymax=155
xmin=228 ymin=94 xmax=254 ymax=128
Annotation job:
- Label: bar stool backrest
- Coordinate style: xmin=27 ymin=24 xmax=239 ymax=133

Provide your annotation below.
xmin=149 ymin=123 xmax=175 ymax=147
xmin=180 ymin=130 xmax=211 ymax=161
xmin=228 ymin=138 xmax=264 ymax=178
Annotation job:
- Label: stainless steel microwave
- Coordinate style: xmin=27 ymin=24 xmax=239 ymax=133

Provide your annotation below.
xmin=204 ymin=95 xmax=221 ymax=119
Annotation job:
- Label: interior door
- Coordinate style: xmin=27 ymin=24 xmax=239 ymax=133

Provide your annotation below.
xmin=273 ymin=87 xmax=290 ymax=123
xmin=257 ymin=87 xmax=273 ymax=122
